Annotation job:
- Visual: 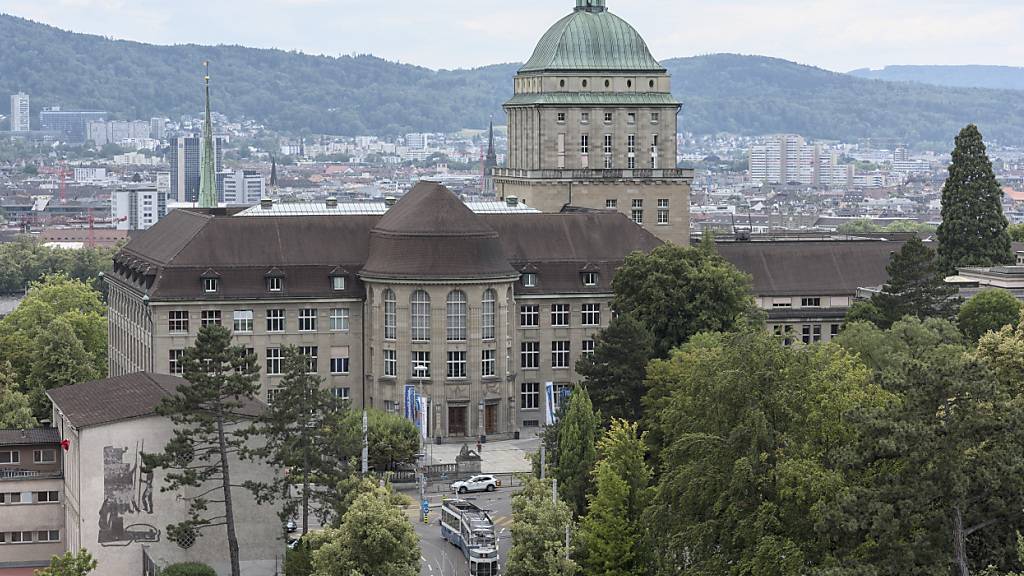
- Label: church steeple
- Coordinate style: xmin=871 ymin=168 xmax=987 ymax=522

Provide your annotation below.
xmin=575 ymin=0 xmax=607 ymax=12
xmin=485 ymin=117 xmax=497 ymax=169
xmin=197 ymin=61 xmax=218 ymax=208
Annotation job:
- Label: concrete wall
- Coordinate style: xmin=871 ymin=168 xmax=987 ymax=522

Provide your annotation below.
xmin=0 ymin=477 xmax=65 ymax=565
xmin=61 ymin=415 xmax=282 ymax=576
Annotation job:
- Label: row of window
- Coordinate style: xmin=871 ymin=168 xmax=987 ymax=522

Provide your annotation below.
xmin=772 ymin=323 xmax=842 ymax=346
xmin=202 ymin=275 xmax=346 ymax=294
xmin=169 ymin=308 xmax=350 ymax=334
xmin=556 ymin=111 xmax=660 ymax=125
xmin=604 ymin=198 xmax=671 ymax=226
xmin=0 ymin=450 xmax=56 ymax=465
xmin=382 ymin=348 xmax=500 ymax=380
xmin=170 ymin=346 xmax=349 ymax=376
xmin=521 ymin=340 xmax=595 ymax=370
xmin=771 ymin=297 xmax=824 ymax=308
xmin=268 ymin=387 xmax=349 ymax=405
xmin=520 ymin=382 xmax=573 ymax=411
xmin=519 ymin=304 xmax=601 ymax=327
xmin=557 ymin=132 xmax=661 ymax=170
xmin=0 ymin=530 xmax=60 ymax=543
xmin=0 ymin=491 xmax=59 ymax=504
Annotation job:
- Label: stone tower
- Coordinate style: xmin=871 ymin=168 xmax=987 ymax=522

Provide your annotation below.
xmin=494 ymin=0 xmax=692 ymax=243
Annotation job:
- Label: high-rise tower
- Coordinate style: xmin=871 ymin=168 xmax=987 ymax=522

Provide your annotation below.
xmin=10 ymin=93 xmax=30 ymax=132
xmin=198 ymin=62 xmax=218 ymax=209
xmin=494 ymin=0 xmax=693 ymax=243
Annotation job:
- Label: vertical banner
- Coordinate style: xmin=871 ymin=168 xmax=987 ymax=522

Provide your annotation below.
xmin=404 ymin=384 xmax=417 ymax=422
xmin=416 ymin=396 xmax=429 ymax=440
xmin=544 ymin=382 xmax=556 ymax=426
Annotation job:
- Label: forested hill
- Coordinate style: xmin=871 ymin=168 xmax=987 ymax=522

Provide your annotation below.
xmin=3 ymin=14 xmax=1024 ymax=146
xmin=849 ymin=65 xmax=1024 ymax=91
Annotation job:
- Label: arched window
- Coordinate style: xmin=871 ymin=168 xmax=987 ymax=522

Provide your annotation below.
xmin=481 ymin=289 xmax=496 ymax=341
xmin=446 ymin=291 xmax=467 ymax=342
xmin=383 ymin=289 xmax=396 ymax=340
xmin=411 ymin=290 xmax=431 ymax=342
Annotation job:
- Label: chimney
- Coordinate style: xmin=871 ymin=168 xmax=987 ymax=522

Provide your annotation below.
xmin=326 ymin=197 xmax=338 ymax=208
xmin=384 ymin=196 xmax=397 ymax=208
xmin=260 ymin=198 xmax=273 ymax=210
xmin=506 ymin=195 xmax=519 ymax=207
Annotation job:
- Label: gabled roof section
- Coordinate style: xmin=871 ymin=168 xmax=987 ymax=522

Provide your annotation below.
xmin=120 ymin=209 xmax=212 ymax=266
xmin=0 ymin=428 xmax=60 ymax=447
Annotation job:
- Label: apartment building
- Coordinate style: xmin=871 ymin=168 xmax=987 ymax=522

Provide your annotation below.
xmin=0 ymin=429 xmax=64 ymax=576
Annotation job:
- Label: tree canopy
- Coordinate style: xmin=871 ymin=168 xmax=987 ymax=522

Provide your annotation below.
xmin=959 ymin=290 xmax=1022 ymax=342
xmin=612 ymin=243 xmax=753 ymax=357
xmin=575 ymin=314 xmax=654 ymax=423
xmin=871 ymin=236 xmax=959 ymax=327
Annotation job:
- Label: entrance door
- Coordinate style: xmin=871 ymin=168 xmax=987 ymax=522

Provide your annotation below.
xmin=485 ymin=403 xmax=499 ymax=435
xmin=448 ymin=406 xmax=467 ymax=437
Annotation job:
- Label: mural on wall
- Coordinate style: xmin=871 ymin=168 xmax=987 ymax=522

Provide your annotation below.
xmin=99 ymin=442 xmax=160 ymax=546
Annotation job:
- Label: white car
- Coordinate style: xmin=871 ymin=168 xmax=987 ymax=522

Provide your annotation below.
xmin=450 ymin=475 xmax=501 ymax=494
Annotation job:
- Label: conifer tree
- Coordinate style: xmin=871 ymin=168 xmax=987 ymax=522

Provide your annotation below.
xmin=937 ymin=124 xmax=1012 ymax=274
xmin=872 ymin=236 xmax=959 ymax=327
xmin=555 ymin=385 xmax=599 ymax=517
xmin=141 ymin=325 xmax=266 ymax=576
xmin=576 ymin=315 xmax=654 ymax=423
xmin=253 ymin=346 xmax=343 ymax=535
xmin=507 ymin=477 xmax=579 ymax=576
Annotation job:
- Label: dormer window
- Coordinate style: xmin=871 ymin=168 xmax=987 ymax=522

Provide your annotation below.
xmin=582 ymin=272 xmax=599 ymax=287
xmin=332 ymin=276 xmax=346 ymax=291
xmin=522 ymin=273 xmax=538 ymax=288
xmin=267 ymin=277 xmax=283 ymax=292
xmin=203 ymin=278 xmax=219 ymax=293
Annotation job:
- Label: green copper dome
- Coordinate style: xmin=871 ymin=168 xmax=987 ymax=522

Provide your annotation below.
xmin=520 ymin=1 xmax=665 ymax=73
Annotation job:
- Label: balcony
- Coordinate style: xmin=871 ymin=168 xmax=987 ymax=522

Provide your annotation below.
xmin=492 ymin=168 xmax=695 ymax=181
xmin=0 ymin=468 xmax=63 ymax=481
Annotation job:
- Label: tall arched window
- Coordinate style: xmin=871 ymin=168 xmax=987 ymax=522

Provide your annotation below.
xmin=411 ymin=290 xmax=431 ymax=342
xmin=481 ymin=289 xmax=496 ymax=341
xmin=447 ymin=291 xmax=467 ymax=342
xmin=383 ymin=289 xmax=396 ymax=340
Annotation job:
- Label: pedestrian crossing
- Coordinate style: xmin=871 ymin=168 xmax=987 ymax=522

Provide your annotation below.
xmin=492 ymin=515 xmax=513 ymax=529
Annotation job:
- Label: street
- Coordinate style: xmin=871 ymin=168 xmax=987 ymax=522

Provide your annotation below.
xmin=406 ymin=479 xmax=521 ymax=576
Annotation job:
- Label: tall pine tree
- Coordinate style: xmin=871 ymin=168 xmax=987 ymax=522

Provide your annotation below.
xmin=575 ymin=315 xmax=654 ymax=423
xmin=937 ymin=124 xmax=1012 ymax=274
xmin=141 ymin=325 xmax=267 ymax=576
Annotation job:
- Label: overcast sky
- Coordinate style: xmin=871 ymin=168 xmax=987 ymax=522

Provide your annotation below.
xmin=3 ymin=0 xmax=1023 ymax=72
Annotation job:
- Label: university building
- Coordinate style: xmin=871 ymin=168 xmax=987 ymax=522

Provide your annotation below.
xmin=494 ymin=0 xmax=693 ymax=244
xmin=106 ymin=182 xmax=659 ymax=441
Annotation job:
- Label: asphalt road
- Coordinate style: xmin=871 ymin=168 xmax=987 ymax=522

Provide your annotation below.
xmin=407 ymin=482 xmax=520 ymax=576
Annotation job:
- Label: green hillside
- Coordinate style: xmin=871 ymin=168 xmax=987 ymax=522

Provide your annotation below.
xmin=3 ymin=14 xmax=1024 ymax=146
xmin=849 ymin=65 xmax=1024 ymax=91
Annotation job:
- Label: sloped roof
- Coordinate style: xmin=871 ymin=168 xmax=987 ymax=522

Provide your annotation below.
xmin=716 ymin=240 xmax=904 ymax=297
xmin=48 ymin=372 xmax=264 ymax=429
xmin=520 ymin=5 xmax=665 ymax=73
xmin=0 ymin=428 xmax=60 ymax=447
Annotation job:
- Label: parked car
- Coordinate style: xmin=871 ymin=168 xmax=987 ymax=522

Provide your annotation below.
xmin=285 ymin=519 xmax=297 ymax=533
xmin=450 ymin=475 xmax=501 ymax=494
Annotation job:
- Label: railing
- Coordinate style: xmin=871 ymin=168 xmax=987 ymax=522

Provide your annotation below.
xmin=0 ymin=469 xmax=62 ymax=480
xmin=493 ymin=168 xmax=695 ymax=180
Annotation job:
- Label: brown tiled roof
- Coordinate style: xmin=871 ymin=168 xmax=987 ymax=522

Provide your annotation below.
xmin=47 ymin=372 xmax=264 ymax=429
xmin=112 ymin=183 xmax=663 ymax=298
xmin=0 ymin=428 xmax=60 ymax=447
xmin=362 ymin=182 xmax=518 ymax=281
xmin=716 ymin=240 xmax=904 ymax=297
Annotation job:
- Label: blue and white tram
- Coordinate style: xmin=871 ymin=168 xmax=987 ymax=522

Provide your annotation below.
xmin=440 ymin=498 xmax=500 ymax=576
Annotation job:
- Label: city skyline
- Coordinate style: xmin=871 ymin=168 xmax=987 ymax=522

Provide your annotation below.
xmin=2 ymin=0 xmax=1023 ymax=73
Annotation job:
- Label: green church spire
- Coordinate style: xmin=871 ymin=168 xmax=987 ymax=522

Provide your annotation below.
xmin=198 ymin=61 xmax=218 ymax=208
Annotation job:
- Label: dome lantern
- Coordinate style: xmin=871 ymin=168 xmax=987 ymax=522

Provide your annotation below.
xmin=575 ymin=0 xmax=607 ymax=12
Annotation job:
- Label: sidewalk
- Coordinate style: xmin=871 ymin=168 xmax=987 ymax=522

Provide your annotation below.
xmin=422 ymin=435 xmax=539 ymax=474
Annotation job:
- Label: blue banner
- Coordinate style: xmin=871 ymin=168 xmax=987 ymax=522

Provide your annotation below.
xmin=545 ymin=382 xmax=556 ymax=426
xmin=404 ymin=384 xmax=417 ymax=422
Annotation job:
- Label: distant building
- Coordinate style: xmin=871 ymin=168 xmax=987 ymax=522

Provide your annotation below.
xmin=9 ymin=93 xmax=30 ymax=132
xmin=48 ymin=373 xmax=282 ymax=576
xmin=0 ymin=428 xmax=65 ymax=576
xmin=86 ymin=120 xmax=151 ymax=146
xmin=169 ymin=135 xmax=223 ymax=203
xmin=112 ymin=182 xmax=168 ymax=230
xmin=39 ymin=107 xmax=106 ymax=142
xmin=73 ymin=167 xmax=108 ymax=183
xmin=149 ymin=117 xmax=165 ymax=140
xmin=494 ymin=0 xmax=693 ymax=244
xmin=220 ymin=170 xmax=265 ymax=206
xmin=406 ymin=133 xmax=428 ymax=150
xmin=749 ymin=135 xmax=854 ymax=187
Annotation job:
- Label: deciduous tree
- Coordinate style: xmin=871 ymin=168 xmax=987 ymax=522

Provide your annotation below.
xmin=937 ymin=124 xmax=1013 ymax=274
xmin=612 ymin=243 xmax=753 ymax=357
xmin=34 ymin=549 xmax=97 ymax=576
xmin=507 ymin=476 xmax=580 ymax=576
xmin=0 ymin=362 xmax=36 ymax=429
xmin=958 ymin=289 xmax=1022 ymax=342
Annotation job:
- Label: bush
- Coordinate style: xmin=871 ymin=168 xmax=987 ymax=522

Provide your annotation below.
xmin=160 ymin=563 xmax=216 ymax=576
xmin=959 ymin=289 xmax=1023 ymax=341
